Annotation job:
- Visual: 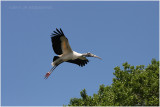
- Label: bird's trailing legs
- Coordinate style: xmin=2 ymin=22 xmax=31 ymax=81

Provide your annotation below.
xmin=44 ymin=66 xmax=57 ymax=79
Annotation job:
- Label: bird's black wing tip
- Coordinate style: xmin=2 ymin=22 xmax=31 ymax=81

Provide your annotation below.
xmin=51 ymin=28 xmax=64 ymax=37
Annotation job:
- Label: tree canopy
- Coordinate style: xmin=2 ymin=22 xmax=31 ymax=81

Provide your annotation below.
xmin=68 ymin=59 xmax=159 ymax=106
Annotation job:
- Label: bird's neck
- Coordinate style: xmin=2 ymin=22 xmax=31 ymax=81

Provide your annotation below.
xmin=82 ymin=53 xmax=90 ymax=57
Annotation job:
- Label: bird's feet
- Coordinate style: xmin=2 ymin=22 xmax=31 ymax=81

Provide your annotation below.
xmin=44 ymin=72 xmax=51 ymax=79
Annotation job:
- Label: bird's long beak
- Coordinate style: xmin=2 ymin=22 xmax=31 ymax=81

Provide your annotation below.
xmin=93 ymin=55 xmax=102 ymax=60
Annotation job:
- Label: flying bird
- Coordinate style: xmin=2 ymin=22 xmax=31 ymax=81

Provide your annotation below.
xmin=44 ymin=28 xmax=102 ymax=79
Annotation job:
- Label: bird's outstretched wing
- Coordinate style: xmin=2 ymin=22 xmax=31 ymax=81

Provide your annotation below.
xmin=66 ymin=58 xmax=89 ymax=67
xmin=51 ymin=28 xmax=72 ymax=55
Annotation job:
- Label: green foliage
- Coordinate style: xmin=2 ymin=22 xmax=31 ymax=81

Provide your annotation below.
xmin=68 ymin=59 xmax=159 ymax=106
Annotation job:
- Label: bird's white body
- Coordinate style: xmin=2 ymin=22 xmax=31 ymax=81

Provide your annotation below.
xmin=51 ymin=51 xmax=84 ymax=66
xmin=61 ymin=51 xmax=82 ymax=60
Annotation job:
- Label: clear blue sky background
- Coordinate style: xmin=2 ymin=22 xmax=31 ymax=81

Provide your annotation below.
xmin=2 ymin=1 xmax=159 ymax=106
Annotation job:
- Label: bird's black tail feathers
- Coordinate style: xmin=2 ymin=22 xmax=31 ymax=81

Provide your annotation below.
xmin=53 ymin=56 xmax=60 ymax=62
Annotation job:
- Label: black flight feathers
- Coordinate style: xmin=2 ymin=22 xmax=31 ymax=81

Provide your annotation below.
xmin=51 ymin=28 xmax=64 ymax=37
xmin=51 ymin=28 xmax=65 ymax=55
xmin=67 ymin=59 xmax=89 ymax=67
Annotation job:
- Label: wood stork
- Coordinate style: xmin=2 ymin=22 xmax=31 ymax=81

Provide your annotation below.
xmin=44 ymin=28 xmax=102 ymax=79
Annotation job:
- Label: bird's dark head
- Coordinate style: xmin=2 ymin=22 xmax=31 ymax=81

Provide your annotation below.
xmin=83 ymin=52 xmax=102 ymax=59
xmin=86 ymin=52 xmax=93 ymax=56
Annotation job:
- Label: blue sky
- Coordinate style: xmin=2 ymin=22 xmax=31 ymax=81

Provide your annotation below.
xmin=1 ymin=1 xmax=159 ymax=106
